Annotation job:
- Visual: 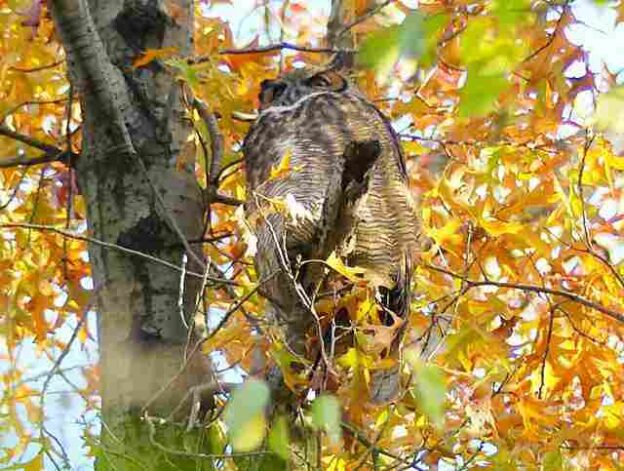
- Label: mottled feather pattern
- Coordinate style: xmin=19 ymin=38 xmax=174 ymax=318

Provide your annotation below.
xmin=243 ymin=70 xmax=419 ymax=402
xmin=246 ymin=92 xmax=418 ymax=277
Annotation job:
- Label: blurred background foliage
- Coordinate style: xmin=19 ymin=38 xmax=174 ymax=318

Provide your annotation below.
xmin=1 ymin=0 xmax=623 ymax=469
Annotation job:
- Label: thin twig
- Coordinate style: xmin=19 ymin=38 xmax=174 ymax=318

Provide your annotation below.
xmin=0 ymin=124 xmax=61 ymax=154
xmin=537 ymin=307 xmax=555 ymax=399
xmin=0 ymin=166 xmax=29 ymax=210
xmin=0 ymin=98 xmax=68 ymax=122
xmin=63 ymin=84 xmax=74 ymax=280
xmin=522 ymin=0 xmax=571 ymax=64
xmin=10 ymin=60 xmax=64 ymax=73
xmin=425 ymin=264 xmax=624 ymax=324
xmin=0 ymin=150 xmax=74 ymax=168
xmin=141 ymin=272 xmax=277 ymax=413
xmin=337 ymin=0 xmax=395 ymax=39
xmin=178 ymin=253 xmax=189 ymax=330
xmin=190 ymin=42 xmax=350 ymax=64
xmin=578 ymin=129 xmax=595 ymax=249
xmin=42 ymin=314 xmax=88 ymax=394
xmin=0 ymin=222 xmax=234 ymax=284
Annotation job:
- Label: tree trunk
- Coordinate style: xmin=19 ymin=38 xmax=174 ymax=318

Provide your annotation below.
xmin=49 ymin=1 xmax=214 ymax=468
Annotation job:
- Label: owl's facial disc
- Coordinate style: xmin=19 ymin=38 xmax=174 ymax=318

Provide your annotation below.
xmin=257 ymin=70 xmax=348 ymax=109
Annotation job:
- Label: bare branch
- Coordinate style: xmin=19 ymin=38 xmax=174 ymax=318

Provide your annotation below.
xmin=0 ymin=98 xmax=68 ymax=122
xmin=337 ymin=0 xmax=395 ymax=39
xmin=205 ymin=188 xmax=244 ymax=206
xmin=193 ymin=98 xmax=224 ymax=185
xmin=425 ymin=264 xmax=624 ymax=324
xmin=0 ymin=124 xmax=62 ymax=154
xmin=190 ymin=42 xmax=350 ymax=65
xmin=578 ymin=129 xmax=595 ymax=249
xmin=10 ymin=60 xmax=64 ymax=73
xmin=0 ymin=150 xmax=75 ymax=168
xmin=0 ymin=222 xmax=235 ymax=284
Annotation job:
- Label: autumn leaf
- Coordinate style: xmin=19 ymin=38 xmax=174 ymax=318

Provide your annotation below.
xmin=133 ymin=47 xmax=178 ymax=68
xmin=593 ymin=86 xmax=624 ymax=133
xmin=325 ymin=252 xmax=366 ymax=283
xmin=311 ymin=394 xmax=342 ymax=444
xmin=269 ymin=150 xmax=297 ymax=180
xmin=223 ymin=379 xmax=270 ymax=452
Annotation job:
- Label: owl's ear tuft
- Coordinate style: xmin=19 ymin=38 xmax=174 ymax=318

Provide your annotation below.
xmin=259 ymin=80 xmax=286 ymax=108
xmin=307 ymin=71 xmax=347 ymax=91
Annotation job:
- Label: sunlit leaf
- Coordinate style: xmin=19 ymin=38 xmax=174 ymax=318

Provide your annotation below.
xmin=268 ymin=415 xmax=290 ymax=460
xmin=357 ymin=25 xmax=400 ymax=71
xmin=311 ymin=394 xmax=342 ymax=444
xmin=593 ymin=86 xmax=624 ymax=133
xmin=325 ymin=252 xmax=365 ymax=282
xmin=133 ymin=47 xmax=178 ymax=68
xmin=406 ymin=352 xmax=446 ymax=429
xmin=224 ymin=379 xmax=270 ymax=451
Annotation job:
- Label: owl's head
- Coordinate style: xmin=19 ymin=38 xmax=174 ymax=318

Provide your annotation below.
xmin=258 ymin=69 xmax=349 ymax=109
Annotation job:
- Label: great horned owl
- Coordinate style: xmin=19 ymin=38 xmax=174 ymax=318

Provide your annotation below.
xmin=243 ymin=68 xmax=418 ymax=403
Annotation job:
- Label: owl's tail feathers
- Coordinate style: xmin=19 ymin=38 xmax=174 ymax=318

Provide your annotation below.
xmin=369 ymin=364 xmax=402 ymax=404
xmin=369 ymin=256 xmax=412 ymax=404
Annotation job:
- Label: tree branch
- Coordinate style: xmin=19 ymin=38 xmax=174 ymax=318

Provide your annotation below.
xmin=425 ymin=264 xmax=624 ymax=324
xmin=193 ymin=98 xmax=224 ymax=185
xmin=0 ymin=124 xmax=62 ymax=154
xmin=0 ymin=124 xmax=79 ymax=168
xmin=49 ymin=0 xmax=136 ymax=157
xmin=0 ymin=150 xmax=75 ymax=168
xmin=0 ymin=222 xmax=234 ymax=285
xmin=190 ymin=42 xmax=350 ymax=65
xmin=336 ymin=0 xmax=395 ymax=39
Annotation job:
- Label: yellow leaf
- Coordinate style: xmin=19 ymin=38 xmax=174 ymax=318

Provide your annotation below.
xmin=602 ymin=403 xmax=623 ymax=430
xmin=269 ymin=150 xmax=298 ymax=180
xmin=230 ymin=412 xmax=267 ymax=452
xmin=479 ymin=217 xmax=524 ymax=236
xmin=327 ymin=458 xmax=347 ymax=471
xmin=337 ymin=347 xmax=373 ymax=369
xmin=326 ymin=252 xmax=365 ymax=282
xmin=355 ymin=297 xmax=376 ymax=322
xmin=592 ymin=86 xmax=624 ymax=133
xmin=22 ymin=453 xmax=43 ymax=471
xmin=426 ymin=218 xmax=463 ymax=251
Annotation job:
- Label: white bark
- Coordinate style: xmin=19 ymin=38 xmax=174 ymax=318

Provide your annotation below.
xmin=49 ymin=0 xmax=210 ymax=423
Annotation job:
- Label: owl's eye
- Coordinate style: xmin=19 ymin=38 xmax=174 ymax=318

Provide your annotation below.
xmin=308 ymin=74 xmax=332 ymax=87
xmin=307 ymin=71 xmax=347 ymax=91
xmin=259 ymin=80 xmax=287 ymax=106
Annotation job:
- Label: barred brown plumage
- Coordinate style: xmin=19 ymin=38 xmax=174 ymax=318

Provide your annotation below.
xmin=243 ymin=67 xmax=419 ymax=403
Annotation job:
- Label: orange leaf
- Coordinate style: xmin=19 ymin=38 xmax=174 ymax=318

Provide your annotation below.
xmin=133 ymin=47 xmax=178 ymax=68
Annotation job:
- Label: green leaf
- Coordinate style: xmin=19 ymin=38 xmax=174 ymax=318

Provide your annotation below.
xmin=357 ymin=25 xmax=400 ymax=71
xmin=268 ymin=415 xmax=290 ymax=460
xmin=406 ymin=353 xmax=446 ymax=429
xmin=593 ymin=86 xmax=624 ymax=133
xmin=165 ymin=58 xmax=200 ymax=88
xmin=311 ymin=394 xmax=342 ymax=444
xmin=224 ymin=379 xmax=270 ymax=451
xmin=398 ymin=11 xmax=425 ymax=59
xmin=543 ymin=450 xmax=563 ymax=471
xmin=420 ymin=13 xmax=449 ymax=67
xmin=357 ymin=12 xmax=448 ymax=71
xmin=492 ymin=0 xmax=532 ymax=26
xmin=459 ymin=68 xmax=509 ymax=117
